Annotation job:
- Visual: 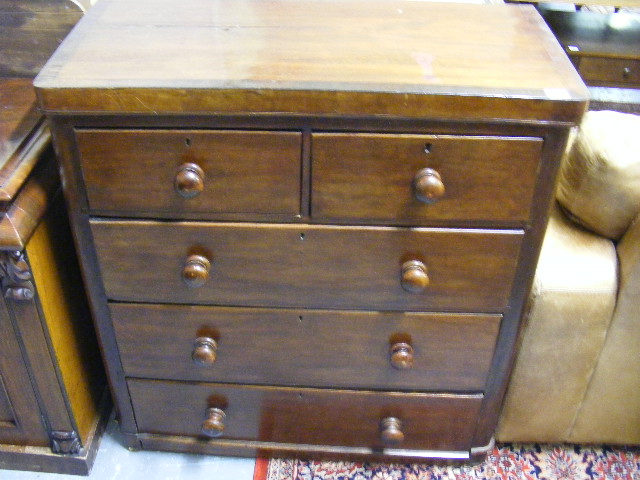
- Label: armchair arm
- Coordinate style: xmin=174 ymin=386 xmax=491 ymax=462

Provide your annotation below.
xmin=569 ymin=213 xmax=640 ymax=444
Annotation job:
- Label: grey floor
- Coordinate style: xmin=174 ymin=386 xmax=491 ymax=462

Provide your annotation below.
xmin=0 ymin=416 xmax=256 ymax=480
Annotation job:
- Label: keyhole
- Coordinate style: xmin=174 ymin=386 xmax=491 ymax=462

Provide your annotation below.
xmin=299 ymin=233 xmax=305 ymax=241
xmin=185 ymin=138 xmax=192 ymax=147
xmin=424 ymin=143 xmax=432 ymax=154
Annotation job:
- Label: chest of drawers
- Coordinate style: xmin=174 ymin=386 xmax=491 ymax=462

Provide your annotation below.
xmin=35 ymin=0 xmax=588 ymax=462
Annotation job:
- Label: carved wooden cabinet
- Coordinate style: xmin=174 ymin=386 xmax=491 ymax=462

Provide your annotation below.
xmin=0 ymin=78 xmax=107 ymax=475
xmin=35 ymin=0 xmax=588 ymax=462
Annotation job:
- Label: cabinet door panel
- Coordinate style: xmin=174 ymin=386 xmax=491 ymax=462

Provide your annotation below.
xmin=0 ymin=300 xmax=48 ymax=445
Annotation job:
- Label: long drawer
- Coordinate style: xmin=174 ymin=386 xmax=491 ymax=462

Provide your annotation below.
xmin=111 ymin=303 xmax=500 ymax=391
xmin=128 ymin=379 xmax=483 ymax=452
xmin=91 ymin=220 xmax=523 ymax=312
xmin=76 ymin=129 xmax=302 ymax=217
xmin=312 ymin=133 xmax=543 ymax=225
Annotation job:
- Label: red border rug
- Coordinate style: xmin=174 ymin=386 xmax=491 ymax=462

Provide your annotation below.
xmin=253 ymin=444 xmax=640 ymax=480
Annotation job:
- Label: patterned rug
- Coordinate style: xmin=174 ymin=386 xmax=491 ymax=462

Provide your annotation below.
xmin=253 ymin=444 xmax=640 ymax=480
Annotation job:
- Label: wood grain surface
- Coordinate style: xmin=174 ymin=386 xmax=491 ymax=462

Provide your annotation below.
xmin=76 ymin=129 xmax=302 ymax=217
xmin=26 ymin=195 xmax=105 ymax=443
xmin=34 ymin=0 xmax=588 ymax=122
xmin=110 ymin=303 xmax=500 ymax=391
xmin=0 ymin=78 xmax=43 ymax=204
xmin=90 ymin=220 xmax=523 ymax=313
xmin=312 ymin=133 xmax=543 ymax=225
xmin=128 ymin=378 xmax=483 ymax=451
xmin=0 ymin=151 xmax=58 ymax=249
xmin=0 ymin=0 xmax=83 ymax=77
xmin=0 ymin=297 xmax=49 ymax=446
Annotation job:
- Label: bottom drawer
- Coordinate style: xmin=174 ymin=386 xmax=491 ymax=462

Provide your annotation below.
xmin=128 ymin=379 xmax=483 ymax=452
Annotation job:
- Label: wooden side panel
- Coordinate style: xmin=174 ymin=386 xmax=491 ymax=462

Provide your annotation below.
xmin=25 ymin=195 xmax=105 ymax=443
xmin=129 ymin=379 xmax=483 ymax=452
xmin=111 ymin=303 xmax=501 ymax=391
xmin=91 ymin=220 xmax=523 ymax=313
xmin=312 ymin=133 xmax=543 ymax=225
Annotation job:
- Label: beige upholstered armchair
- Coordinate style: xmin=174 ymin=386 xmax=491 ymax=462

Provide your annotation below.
xmin=497 ymin=110 xmax=640 ymax=445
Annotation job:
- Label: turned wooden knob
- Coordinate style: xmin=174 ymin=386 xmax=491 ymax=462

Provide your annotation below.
xmin=175 ymin=163 xmax=204 ymax=199
xmin=201 ymin=407 xmax=225 ymax=438
xmin=182 ymin=255 xmax=211 ymax=288
xmin=380 ymin=417 xmax=404 ymax=445
xmin=390 ymin=342 xmax=414 ymax=370
xmin=401 ymin=260 xmax=429 ymax=293
xmin=192 ymin=337 xmax=218 ymax=366
xmin=413 ymin=168 xmax=445 ymax=204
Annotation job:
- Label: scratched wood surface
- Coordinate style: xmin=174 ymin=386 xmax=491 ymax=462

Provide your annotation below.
xmin=34 ymin=0 xmax=588 ymax=121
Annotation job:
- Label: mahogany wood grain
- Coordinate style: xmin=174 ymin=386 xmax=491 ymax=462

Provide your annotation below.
xmin=0 ymin=78 xmax=44 ymax=206
xmin=128 ymin=379 xmax=483 ymax=451
xmin=76 ymin=129 xmax=302 ymax=217
xmin=110 ymin=303 xmax=500 ymax=391
xmin=34 ymin=0 xmax=588 ymax=122
xmin=90 ymin=220 xmax=523 ymax=313
xmin=0 ymin=0 xmax=82 ymax=77
xmin=0 ymin=151 xmax=58 ymax=249
xmin=312 ymin=134 xmax=542 ymax=225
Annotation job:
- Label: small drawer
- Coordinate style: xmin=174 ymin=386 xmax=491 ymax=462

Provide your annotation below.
xmin=577 ymin=56 xmax=640 ymax=88
xmin=311 ymin=133 xmax=543 ymax=225
xmin=75 ymin=129 xmax=302 ymax=217
xmin=128 ymin=379 xmax=483 ymax=452
xmin=91 ymin=220 xmax=523 ymax=313
xmin=111 ymin=303 xmax=500 ymax=391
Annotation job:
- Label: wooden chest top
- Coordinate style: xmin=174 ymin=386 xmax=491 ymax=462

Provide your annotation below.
xmin=34 ymin=0 xmax=588 ymax=122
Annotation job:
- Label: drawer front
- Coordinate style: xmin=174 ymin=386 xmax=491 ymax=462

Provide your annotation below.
xmin=91 ymin=220 xmax=523 ymax=312
xmin=311 ymin=133 xmax=543 ymax=225
xmin=76 ymin=129 xmax=302 ymax=217
xmin=111 ymin=303 xmax=500 ymax=391
xmin=577 ymin=56 xmax=640 ymax=87
xmin=128 ymin=379 xmax=483 ymax=451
